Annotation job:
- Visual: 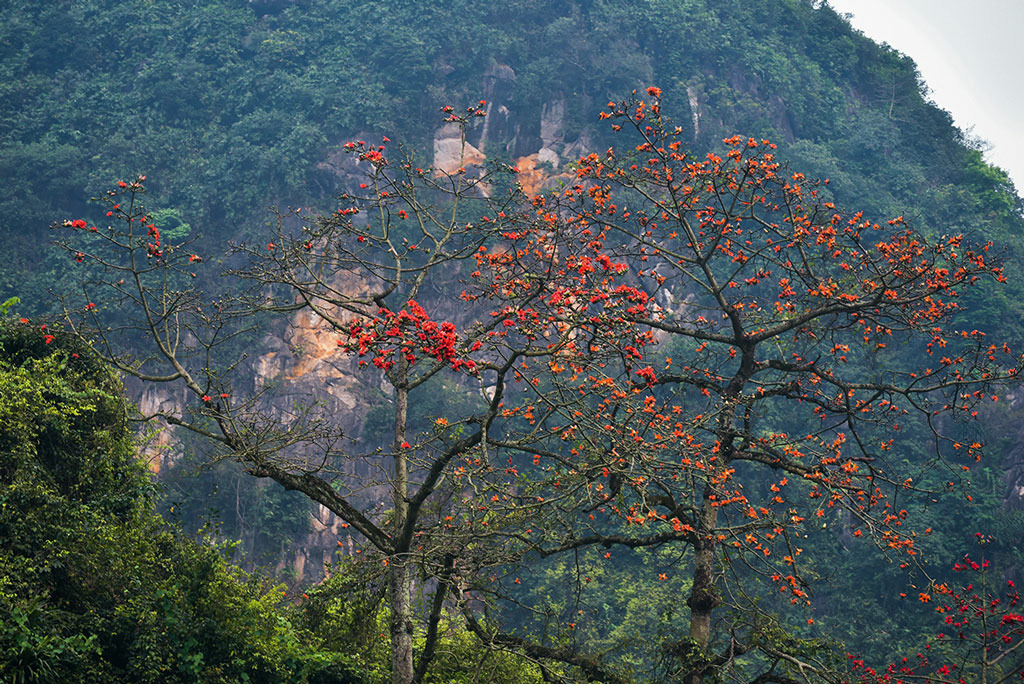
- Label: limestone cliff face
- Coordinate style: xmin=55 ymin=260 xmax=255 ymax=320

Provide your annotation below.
xmin=140 ymin=273 xmax=372 ymax=474
xmin=136 ymin=296 xmax=380 ymax=581
xmin=137 ymin=384 xmax=191 ymax=473
xmin=429 ymin=63 xmax=592 ymax=198
xmin=513 ymin=153 xmax=574 ymax=198
xmin=254 ymin=302 xmax=366 ymax=419
xmin=432 ymin=123 xmax=487 ymax=177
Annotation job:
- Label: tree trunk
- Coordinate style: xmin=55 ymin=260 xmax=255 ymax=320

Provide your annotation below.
xmin=390 ymin=382 xmax=413 ymax=684
xmin=389 ymin=558 xmax=414 ymax=684
xmin=685 ymin=493 xmax=720 ymax=684
xmin=683 ymin=359 xmax=748 ymax=683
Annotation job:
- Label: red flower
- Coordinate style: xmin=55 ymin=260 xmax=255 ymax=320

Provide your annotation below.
xmin=646 ymin=86 xmax=662 ymax=98
xmin=635 ymin=366 xmax=657 ymax=384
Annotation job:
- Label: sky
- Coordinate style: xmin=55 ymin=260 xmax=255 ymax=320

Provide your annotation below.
xmin=826 ymin=0 xmax=1024 ymax=192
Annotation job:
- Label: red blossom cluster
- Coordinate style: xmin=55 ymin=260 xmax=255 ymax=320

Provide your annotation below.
xmin=342 ymin=139 xmax=390 ymax=167
xmin=341 ymin=300 xmax=476 ymax=373
xmin=20 ymin=320 xmax=57 ymax=344
xmin=65 ymin=175 xmax=165 ymax=261
xmin=64 ymin=218 xmax=98 ymax=262
xmin=144 ymin=218 xmax=161 ymax=259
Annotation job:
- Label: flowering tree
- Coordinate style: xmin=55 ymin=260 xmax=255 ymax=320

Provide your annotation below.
xmin=57 ymin=102 xmax=578 ymax=684
xmin=59 ymin=91 xmax=1022 ymax=684
xmin=448 ymin=89 xmax=1024 ymax=683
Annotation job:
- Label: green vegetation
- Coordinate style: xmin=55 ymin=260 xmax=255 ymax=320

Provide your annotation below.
xmin=0 ymin=315 xmax=550 ymax=684
xmin=0 ymin=320 xmax=365 ymax=683
xmin=298 ymin=558 xmax=546 ymax=684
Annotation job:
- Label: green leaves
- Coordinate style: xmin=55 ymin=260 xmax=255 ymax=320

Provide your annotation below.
xmin=0 ymin=320 xmax=367 ymax=683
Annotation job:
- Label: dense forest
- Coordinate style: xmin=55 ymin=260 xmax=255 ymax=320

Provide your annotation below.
xmin=3 ymin=1 xmax=1024 ymax=682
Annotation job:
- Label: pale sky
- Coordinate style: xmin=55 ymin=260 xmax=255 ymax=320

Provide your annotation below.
xmin=827 ymin=0 xmax=1024 ymax=193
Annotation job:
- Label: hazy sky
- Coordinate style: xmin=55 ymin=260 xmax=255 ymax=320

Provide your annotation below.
xmin=826 ymin=0 xmax=1024 ymax=192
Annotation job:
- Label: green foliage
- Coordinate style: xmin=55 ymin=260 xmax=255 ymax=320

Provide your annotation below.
xmin=502 ymin=545 xmax=696 ymax=679
xmin=158 ymin=453 xmax=314 ymax=572
xmin=0 ymin=320 xmax=364 ymax=683
xmin=0 ymin=320 xmax=146 ymax=517
xmin=150 ymin=208 xmax=192 ymax=242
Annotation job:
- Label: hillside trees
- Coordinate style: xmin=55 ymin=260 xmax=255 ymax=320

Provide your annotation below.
xmin=8 ymin=0 xmax=1024 ymax=352
xmin=59 ymin=94 xmax=1023 ymax=683
xmin=0 ymin=318 xmax=367 ymax=683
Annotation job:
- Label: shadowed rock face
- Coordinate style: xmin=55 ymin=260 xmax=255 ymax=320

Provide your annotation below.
xmin=996 ymin=391 xmax=1024 ymax=510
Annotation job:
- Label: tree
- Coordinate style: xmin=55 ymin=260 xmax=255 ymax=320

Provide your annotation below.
xmin=59 ymin=92 xmax=1021 ymax=684
xmin=847 ymin=534 xmax=1024 ymax=684
xmin=58 ymin=103 xmax=568 ymax=684
xmin=445 ymin=89 xmax=1023 ymax=683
